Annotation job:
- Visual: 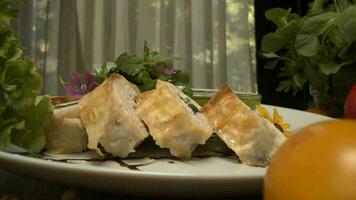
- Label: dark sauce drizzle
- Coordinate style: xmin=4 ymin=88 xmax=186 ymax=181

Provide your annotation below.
xmin=14 ymin=152 xmax=152 ymax=171
xmin=12 ymin=135 xmax=239 ymax=171
xmin=13 ymin=151 xmax=239 ymax=171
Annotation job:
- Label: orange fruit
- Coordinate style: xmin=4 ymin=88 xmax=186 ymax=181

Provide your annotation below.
xmin=306 ymin=107 xmax=327 ymax=116
xmin=264 ymin=120 xmax=356 ymax=200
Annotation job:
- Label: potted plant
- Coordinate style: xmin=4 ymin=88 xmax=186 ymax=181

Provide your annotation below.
xmin=261 ymin=0 xmax=356 ymax=117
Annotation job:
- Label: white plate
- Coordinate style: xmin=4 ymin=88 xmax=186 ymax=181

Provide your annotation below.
xmin=0 ymin=105 xmax=332 ymax=198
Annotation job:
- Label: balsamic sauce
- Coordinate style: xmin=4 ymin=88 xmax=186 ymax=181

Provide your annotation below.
xmin=13 ymin=135 xmax=239 ymax=171
xmin=14 ymin=153 xmax=156 ymax=171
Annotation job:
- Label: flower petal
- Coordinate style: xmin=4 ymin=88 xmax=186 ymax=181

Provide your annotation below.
xmin=256 ymin=105 xmax=273 ymax=122
xmin=273 ymin=108 xmax=283 ymax=124
xmin=83 ymin=72 xmax=95 ymax=84
xmin=69 ymin=73 xmax=82 ymax=87
xmin=282 ymin=130 xmax=292 ymax=137
xmin=83 ymin=72 xmax=97 ymax=91
xmin=64 ymin=86 xmax=84 ymax=97
xmin=281 ymin=123 xmax=291 ymax=129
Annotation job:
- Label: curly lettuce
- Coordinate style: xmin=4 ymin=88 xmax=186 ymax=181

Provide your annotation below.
xmin=0 ymin=0 xmax=53 ymax=153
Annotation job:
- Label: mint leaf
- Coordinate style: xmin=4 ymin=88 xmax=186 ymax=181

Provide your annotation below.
xmin=115 ymin=53 xmax=144 ymax=76
xmin=264 ymin=59 xmax=280 ymax=70
xmin=277 ymin=80 xmax=298 ymax=94
xmin=262 ymin=52 xmax=279 ymax=59
xmin=261 ymin=33 xmax=286 ymax=52
xmin=111 ymin=42 xmax=191 ymax=95
xmin=171 ymin=70 xmax=190 ymax=85
xmin=303 ymin=62 xmax=328 ymax=93
xmin=137 ymin=70 xmax=151 ymax=85
xmin=310 ymin=0 xmax=327 ymax=15
xmin=93 ymin=62 xmax=117 ymax=84
xmin=336 ymin=6 xmax=356 ymax=43
xmin=296 ymin=12 xmax=337 ymax=56
xmin=265 ymin=8 xmax=290 ymax=28
xmin=278 ymin=20 xmax=300 ymax=41
xmin=328 ymin=28 xmax=348 ymax=50
xmin=292 ymin=73 xmax=306 ymax=88
xmin=138 ymin=79 xmax=156 ymax=92
xmin=295 ymin=30 xmax=319 ymax=57
xmin=319 ymin=58 xmax=341 ymax=75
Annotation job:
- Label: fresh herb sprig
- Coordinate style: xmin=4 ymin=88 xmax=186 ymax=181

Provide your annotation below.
xmin=261 ymin=0 xmax=356 ymax=116
xmin=0 ymin=0 xmax=53 ymax=152
xmin=94 ymin=41 xmax=192 ymax=96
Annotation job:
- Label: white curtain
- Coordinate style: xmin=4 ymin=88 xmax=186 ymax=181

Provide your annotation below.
xmin=16 ymin=0 xmax=256 ymax=96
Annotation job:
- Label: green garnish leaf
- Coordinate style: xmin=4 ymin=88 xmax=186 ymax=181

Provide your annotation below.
xmin=261 ymin=1 xmax=356 ymax=117
xmin=137 ymin=70 xmax=151 ymax=85
xmin=108 ymin=41 xmax=192 ymax=96
xmin=1 ymin=59 xmax=42 ymax=108
xmin=319 ymin=58 xmax=342 ymax=75
xmin=93 ymin=62 xmax=112 ymax=85
xmin=10 ymin=96 xmax=53 ymax=153
xmin=115 ymin=53 xmax=145 ymax=76
xmin=295 ymin=12 xmax=337 ymax=57
xmin=261 ymin=33 xmax=286 ymax=53
xmin=265 ymin=8 xmax=291 ymax=28
xmin=0 ymin=1 xmax=53 ymax=152
xmin=171 ymin=70 xmax=190 ymax=85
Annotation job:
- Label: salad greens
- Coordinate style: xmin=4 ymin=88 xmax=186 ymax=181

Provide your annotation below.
xmin=261 ymin=0 xmax=356 ymax=116
xmin=94 ymin=41 xmax=193 ymax=96
xmin=0 ymin=0 xmax=53 ymax=152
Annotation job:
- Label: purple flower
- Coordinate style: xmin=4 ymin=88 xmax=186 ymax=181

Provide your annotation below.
xmin=61 ymin=72 xmax=97 ymax=97
xmin=157 ymin=62 xmax=177 ymax=76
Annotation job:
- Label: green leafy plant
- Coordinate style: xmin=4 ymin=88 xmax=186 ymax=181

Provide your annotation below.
xmin=94 ymin=41 xmax=192 ymax=96
xmin=261 ymin=0 xmax=356 ymax=116
xmin=0 ymin=0 xmax=53 ymax=152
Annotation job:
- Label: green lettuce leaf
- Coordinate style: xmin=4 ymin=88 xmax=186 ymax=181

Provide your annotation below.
xmin=0 ymin=0 xmax=53 ymax=153
xmin=1 ymin=59 xmax=42 ymax=108
xmin=10 ymin=96 xmax=53 ymax=153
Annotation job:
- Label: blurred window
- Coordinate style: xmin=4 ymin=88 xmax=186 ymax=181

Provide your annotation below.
xmin=15 ymin=0 xmax=256 ymax=95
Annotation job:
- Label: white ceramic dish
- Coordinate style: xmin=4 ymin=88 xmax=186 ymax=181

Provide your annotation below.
xmin=0 ymin=105 xmax=332 ymax=197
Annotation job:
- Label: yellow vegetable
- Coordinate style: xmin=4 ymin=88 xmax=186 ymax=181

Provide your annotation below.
xmin=264 ymin=120 xmax=356 ymax=200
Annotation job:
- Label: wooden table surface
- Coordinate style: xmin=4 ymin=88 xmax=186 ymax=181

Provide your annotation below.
xmin=0 ymin=169 xmax=262 ymax=200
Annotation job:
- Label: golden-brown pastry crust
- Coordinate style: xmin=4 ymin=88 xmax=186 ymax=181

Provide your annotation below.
xmin=136 ymin=80 xmax=212 ymax=159
xmin=79 ymin=74 xmax=148 ymax=157
xmin=202 ymin=85 xmax=285 ymax=166
xmin=201 ymin=85 xmax=250 ymax=131
xmin=79 ymin=76 xmax=112 ymax=151
xmin=45 ymin=103 xmax=87 ymax=154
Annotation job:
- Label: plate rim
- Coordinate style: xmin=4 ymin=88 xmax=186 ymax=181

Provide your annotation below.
xmin=0 ymin=150 xmax=264 ymax=181
xmin=0 ymin=105 xmax=333 ymax=187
